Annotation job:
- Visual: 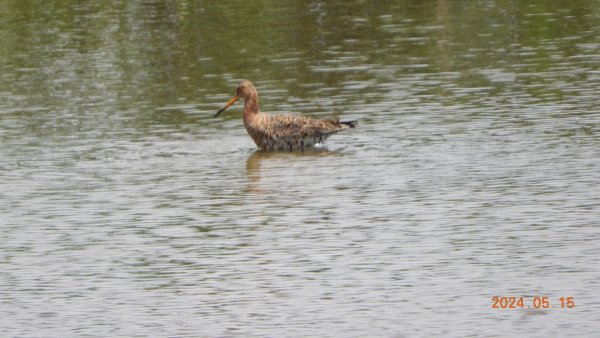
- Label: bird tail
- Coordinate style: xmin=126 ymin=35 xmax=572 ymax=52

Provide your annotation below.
xmin=340 ymin=120 xmax=358 ymax=128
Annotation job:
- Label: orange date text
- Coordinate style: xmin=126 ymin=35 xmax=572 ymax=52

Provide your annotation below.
xmin=491 ymin=296 xmax=574 ymax=309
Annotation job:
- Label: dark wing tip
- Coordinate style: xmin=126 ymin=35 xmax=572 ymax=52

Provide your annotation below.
xmin=340 ymin=120 xmax=358 ymax=128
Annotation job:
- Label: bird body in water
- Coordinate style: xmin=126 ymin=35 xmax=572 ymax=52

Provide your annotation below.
xmin=215 ymin=80 xmax=356 ymax=151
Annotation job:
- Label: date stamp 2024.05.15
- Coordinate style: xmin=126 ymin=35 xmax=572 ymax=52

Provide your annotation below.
xmin=491 ymin=296 xmax=575 ymax=309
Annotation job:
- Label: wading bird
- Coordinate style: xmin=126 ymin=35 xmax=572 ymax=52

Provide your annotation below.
xmin=215 ymin=80 xmax=356 ymax=151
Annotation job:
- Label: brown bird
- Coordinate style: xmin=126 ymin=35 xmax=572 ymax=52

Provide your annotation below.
xmin=214 ymin=80 xmax=356 ymax=151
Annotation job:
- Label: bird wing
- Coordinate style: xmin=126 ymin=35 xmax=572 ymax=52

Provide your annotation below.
xmin=267 ymin=114 xmax=341 ymax=138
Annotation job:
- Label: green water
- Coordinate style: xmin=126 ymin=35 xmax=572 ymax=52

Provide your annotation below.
xmin=1 ymin=1 xmax=599 ymax=336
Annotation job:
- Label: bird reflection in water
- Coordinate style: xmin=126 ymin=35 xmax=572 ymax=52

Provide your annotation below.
xmin=245 ymin=148 xmax=341 ymax=195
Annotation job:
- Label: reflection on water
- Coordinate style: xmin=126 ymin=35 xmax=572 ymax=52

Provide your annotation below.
xmin=1 ymin=1 xmax=600 ymax=337
xmin=245 ymin=148 xmax=342 ymax=194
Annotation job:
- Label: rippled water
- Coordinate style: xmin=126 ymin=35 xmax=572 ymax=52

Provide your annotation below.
xmin=1 ymin=1 xmax=599 ymax=336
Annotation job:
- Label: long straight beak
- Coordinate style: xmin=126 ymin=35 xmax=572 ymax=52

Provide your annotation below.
xmin=214 ymin=96 xmax=239 ymax=117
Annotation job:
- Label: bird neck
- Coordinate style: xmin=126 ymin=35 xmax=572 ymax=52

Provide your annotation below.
xmin=245 ymin=96 xmax=259 ymax=112
xmin=243 ymin=96 xmax=260 ymax=117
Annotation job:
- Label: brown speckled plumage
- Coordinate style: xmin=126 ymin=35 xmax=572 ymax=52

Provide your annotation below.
xmin=215 ymin=80 xmax=356 ymax=151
